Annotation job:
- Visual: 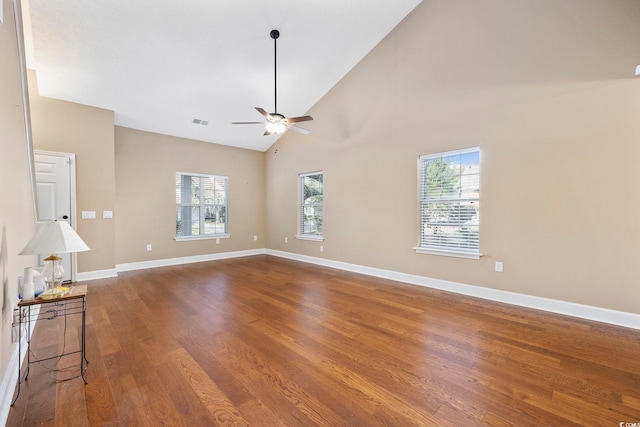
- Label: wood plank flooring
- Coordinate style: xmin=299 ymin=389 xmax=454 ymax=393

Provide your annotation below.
xmin=6 ymin=255 xmax=640 ymax=426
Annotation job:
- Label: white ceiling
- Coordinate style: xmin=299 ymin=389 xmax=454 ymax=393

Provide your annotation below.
xmin=24 ymin=0 xmax=422 ymax=151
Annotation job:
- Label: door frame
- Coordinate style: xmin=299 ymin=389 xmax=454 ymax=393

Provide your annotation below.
xmin=34 ymin=150 xmax=79 ymax=282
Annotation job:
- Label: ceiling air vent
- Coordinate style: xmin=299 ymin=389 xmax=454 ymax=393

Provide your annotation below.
xmin=192 ymin=118 xmax=209 ymax=126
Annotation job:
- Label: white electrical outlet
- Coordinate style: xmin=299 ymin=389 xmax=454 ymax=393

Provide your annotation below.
xmin=146 ymin=244 xmax=152 ymax=251
xmin=320 ymin=246 xmax=324 ymax=253
xmin=216 ymin=238 xmax=220 ymax=244
xmin=284 ymin=237 xmax=288 ymax=243
xmin=253 ymin=235 xmax=258 ymax=241
xmin=103 ymin=210 xmax=113 ymax=219
xmin=495 ymin=261 xmax=504 ymax=273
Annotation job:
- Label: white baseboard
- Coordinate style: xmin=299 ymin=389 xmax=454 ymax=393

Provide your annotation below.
xmin=266 ymin=249 xmax=640 ymax=330
xmin=1 ymin=306 xmax=40 ymax=426
xmin=0 ymin=347 xmax=20 ymax=427
xmin=71 ymin=248 xmax=639 ymax=330
xmin=76 ymin=268 xmax=118 ymax=282
xmin=75 ymin=249 xmax=267 ymax=281
xmin=115 ymin=249 xmax=266 ymax=273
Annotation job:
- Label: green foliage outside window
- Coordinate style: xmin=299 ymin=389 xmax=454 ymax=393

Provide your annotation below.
xmin=419 ymin=149 xmax=479 ymax=253
xmin=301 ymin=173 xmax=323 ymax=235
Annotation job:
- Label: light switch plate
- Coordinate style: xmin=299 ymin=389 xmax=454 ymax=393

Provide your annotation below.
xmin=103 ymin=210 xmax=113 ymax=219
xmin=81 ymin=211 xmax=96 ymax=219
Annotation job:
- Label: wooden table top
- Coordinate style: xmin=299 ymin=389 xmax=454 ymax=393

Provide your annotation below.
xmin=19 ymin=284 xmax=87 ymax=307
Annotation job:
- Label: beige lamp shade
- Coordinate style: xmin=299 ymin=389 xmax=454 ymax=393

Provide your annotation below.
xmin=20 ymin=220 xmax=90 ymax=255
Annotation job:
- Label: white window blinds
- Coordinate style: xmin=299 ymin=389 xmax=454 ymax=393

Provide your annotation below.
xmin=299 ymin=172 xmax=323 ymax=236
xmin=418 ymin=148 xmax=480 ymax=256
xmin=176 ymin=172 xmax=228 ymax=238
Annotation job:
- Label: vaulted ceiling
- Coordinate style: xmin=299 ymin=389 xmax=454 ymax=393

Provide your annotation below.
xmin=24 ymin=0 xmax=422 ymax=151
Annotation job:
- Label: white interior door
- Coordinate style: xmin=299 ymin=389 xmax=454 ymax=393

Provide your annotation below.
xmin=34 ymin=152 xmax=75 ymax=282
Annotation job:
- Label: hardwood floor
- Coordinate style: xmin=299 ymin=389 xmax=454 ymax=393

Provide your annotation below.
xmin=6 ymin=255 xmax=640 ymax=426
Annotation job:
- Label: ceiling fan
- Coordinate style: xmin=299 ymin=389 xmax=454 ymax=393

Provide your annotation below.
xmin=232 ymin=29 xmax=313 ymax=136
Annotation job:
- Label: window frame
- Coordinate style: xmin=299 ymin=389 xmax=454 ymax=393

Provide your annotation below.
xmin=415 ymin=147 xmax=481 ymax=259
xmin=296 ymin=171 xmax=324 ymax=242
xmin=175 ymin=171 xmax=229 ymax=241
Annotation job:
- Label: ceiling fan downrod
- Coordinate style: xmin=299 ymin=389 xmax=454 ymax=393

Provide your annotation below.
xmin=271 ymin=29 xmax=279 ymax=115
xmin=231 ymin=29 xmax=313 ymax=136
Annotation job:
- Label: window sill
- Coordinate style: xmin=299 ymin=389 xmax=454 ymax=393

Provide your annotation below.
xmin=176 ymin=234 xmax=230 ymax=242
xmin=295 ymin=234 xmax=324 ymax=242
xmin=414 ymin=247 xmax=482 ymax=260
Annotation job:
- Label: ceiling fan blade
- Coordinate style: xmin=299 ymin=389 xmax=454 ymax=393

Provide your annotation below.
xmin=286 ymin=115 xmax=313 ymax=124
xmin=232 ymin=121 xmax=265 ymax=125
xmin=288 ymin=125 xmax=310 ymax=135
xmin=255 ymin=107 xmax=274 ymax=121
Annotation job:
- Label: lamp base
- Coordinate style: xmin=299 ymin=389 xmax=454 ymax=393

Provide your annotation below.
xmin=39 ymin=286 xmax=71 ymax=299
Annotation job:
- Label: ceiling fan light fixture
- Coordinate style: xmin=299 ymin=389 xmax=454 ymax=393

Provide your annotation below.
xmin=232 ymin=30 xmax=313 ymax=137
xmin=266 ymin=122 xmax=287 ymax=134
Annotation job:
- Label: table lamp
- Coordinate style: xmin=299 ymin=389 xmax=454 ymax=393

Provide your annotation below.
xmin=19 ymin=220 xmax=90 ymax=299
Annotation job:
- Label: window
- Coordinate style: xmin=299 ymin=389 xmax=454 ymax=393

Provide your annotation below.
xmin=297 ymin=171 xmax=324 ymax=241
xmin=416 ymin=147 xmax=480 ymax=258
xmin=176 ymin=172 xmax=228 ymax=239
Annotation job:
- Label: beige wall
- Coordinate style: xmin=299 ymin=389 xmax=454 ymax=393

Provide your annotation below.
xmin=27 ymin=71 xmax=116 ymax=273
xmin=266 ymin=0 xmax=640 ymax=314
xmin=0 ymin=0 xmax=38 ymax=409
xmin=26 ymin=73 xmax=267 ymax=271
xmin=114 ymin=126 xmax=265 ymax=264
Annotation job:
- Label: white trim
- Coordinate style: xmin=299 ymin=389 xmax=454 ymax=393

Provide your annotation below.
xmin=76 ymin=268 xmax=118 ymax=282
xmin=295 ymin=234 xmax=324 ymax=242
xmin=419 ymin=146 xmax=480 ymax=160
xmin=0 ymin=351 xmax=19 ymax=427
xmin=13 ymin=0 xmax=39 ymax=222
xmin=418 ymin=147 xmax=481 ymax=256
xmin=116 ymin=249 xmax=266 ymax=272
xmin=298 ymin=171 xmax=324 ymax=238
xmin=175 ymin=234 xmax=230 ymax=242
xmin=176 ymin=172 xmax=228 ymax=240
xmin=1 ymin=305 xmax=40 ymax=426
xmin=266 ymin=249 xmax=640 ymax=330
xmin=74 ymin=249 xmax=266 ymax=281
xmin=414 ymin=247 xmax=482 ymax=259
xmin=299 ymin=170 xmax=323 ymax=178
xmin=53 ymin=248 xmax=640 ymax=330
xmin=176 ymin=171 xmax=226 ymax=179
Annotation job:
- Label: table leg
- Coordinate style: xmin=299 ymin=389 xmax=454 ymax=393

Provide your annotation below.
xmin=80 ymin=297 xmax=88 ymax=384
xmin=25 ymin=306 xmax=31 ymax=379
xmin=10 ymin=308 xmax=23 ymax=407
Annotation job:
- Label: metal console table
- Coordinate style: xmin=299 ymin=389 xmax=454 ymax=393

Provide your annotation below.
xmin=11 ymin=284 xmax=88 ymax=406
